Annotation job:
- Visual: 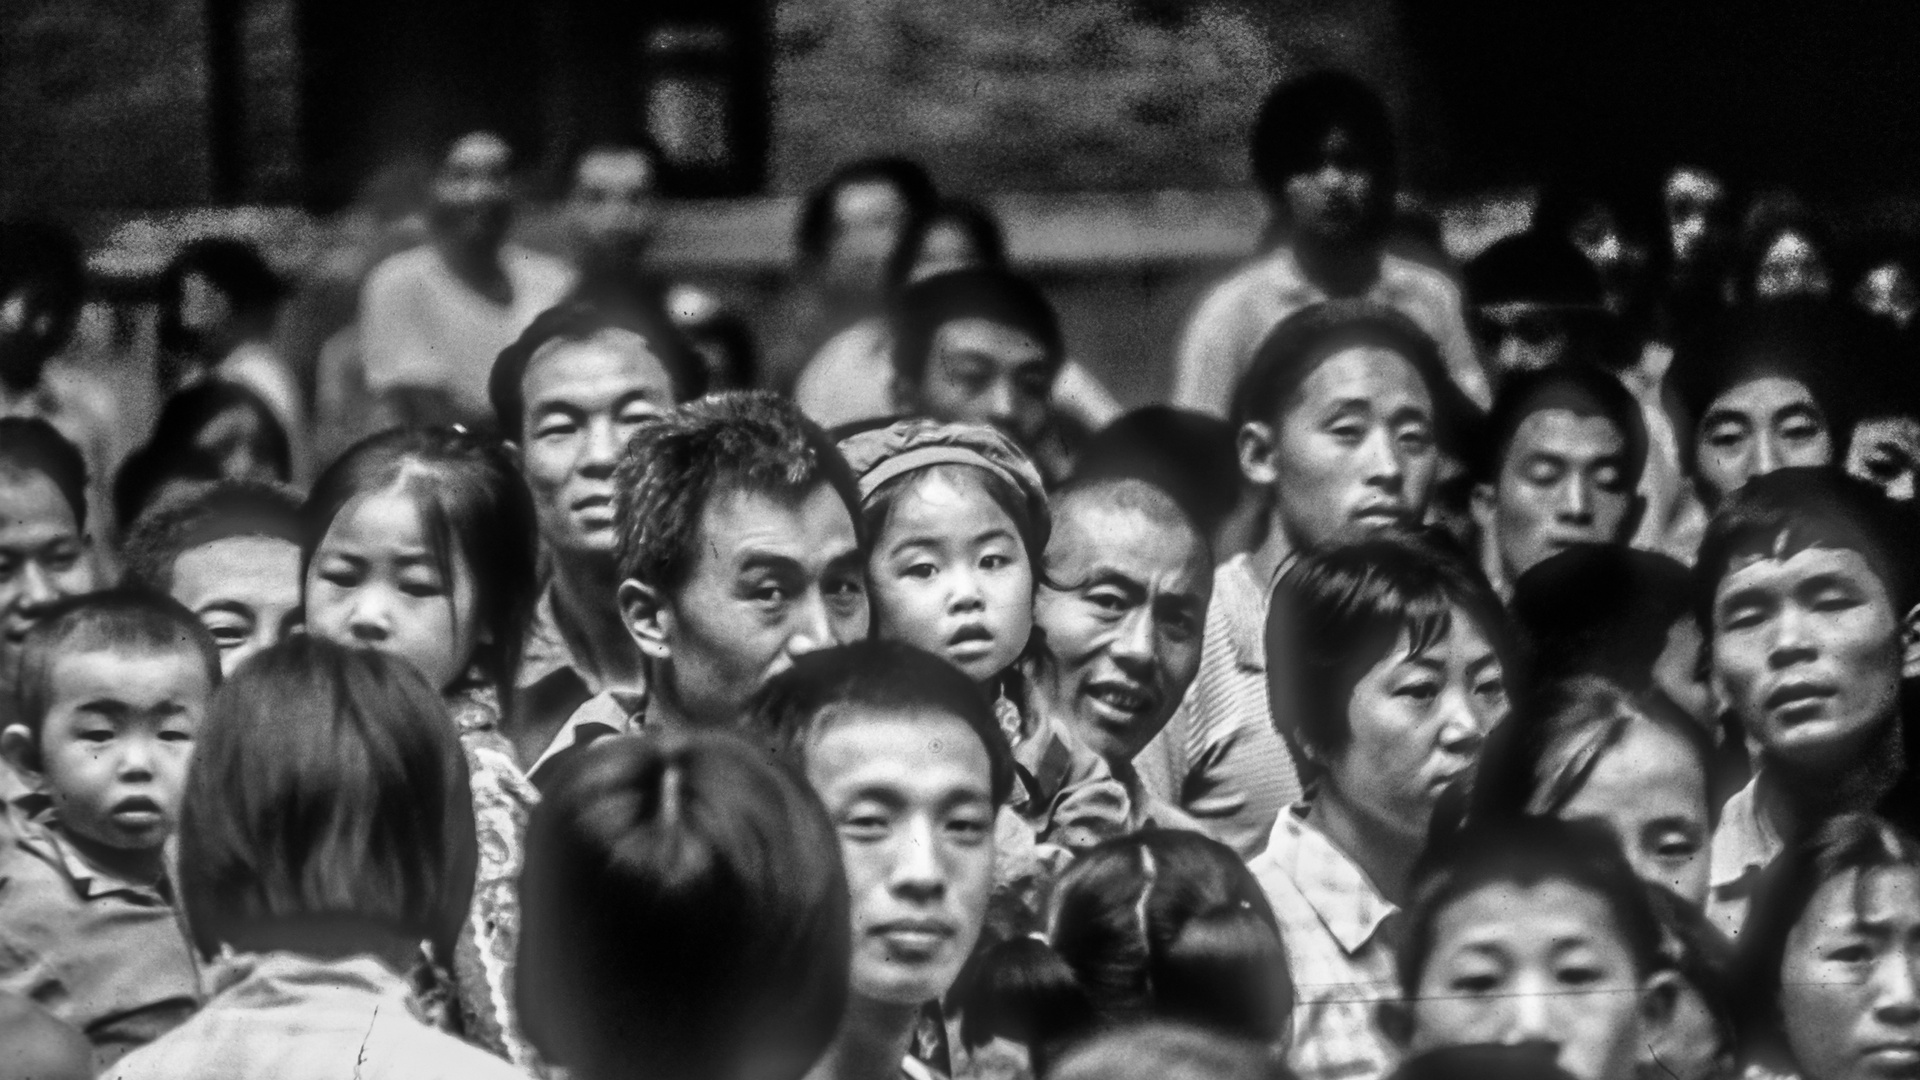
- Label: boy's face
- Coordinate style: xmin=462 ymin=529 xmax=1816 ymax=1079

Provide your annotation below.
xmin=5 ymin=647 xmax=210 ymax=857
xmin=909 ymin=318 xmax=1055 ymax=449
xmin=171 ymin=535 xmax=301 ymax=676
xmin=1410 ymin=879 xmax=1661 ymax=1080
xmin=1711 ymin=544 xmax=1911 ymax=780
xmin=1693 ymin=374 xmax=1832 ymax=507
xmin=805 ymin=706 xmax=995 ymax=1007
xmin=1485 ymin=405 xmax=1638 ymax=583
xmin=0 ymin=472 xmax=95 ymax=670
xmin=623 ymin=484 xmax=869 ymax=726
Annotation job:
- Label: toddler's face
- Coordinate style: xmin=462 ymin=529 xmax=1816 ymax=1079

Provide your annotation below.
xmin=28 ymin=648 xmax=209 ymax=857
xmin=870 ymin=470 xmax=1033 ymax=684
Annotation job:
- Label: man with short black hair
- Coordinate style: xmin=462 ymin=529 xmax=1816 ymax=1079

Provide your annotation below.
xmin=564 ymin=139 xmax=667 ymax=285
xmin=1462 ymin=230 xmax=1613 ymax=387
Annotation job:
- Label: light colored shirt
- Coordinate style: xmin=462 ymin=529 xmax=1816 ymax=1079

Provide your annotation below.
xmin=105 ymin=951 xmax=532 ymax=1080
xmin=1172 ymin=245 xmax=1486 ymax=417
xmin=1135 ymin=554 xmax=1302 ymax=857
xmin=1706 ymin=773 xmax=1782 ymax=941
xmin=1249 ymin=804 xmax=1403 ymax=1080
xmin=359 ymin=243 xmax=575 ymax=418
xmin=0 ymin=805 xmax=200 ymax=1073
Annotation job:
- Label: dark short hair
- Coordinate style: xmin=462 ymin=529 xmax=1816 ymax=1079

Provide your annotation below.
xmin=1731 ymin=813 xmax=1920 ymax=1070
xmin=1399 ymin=815 xmax=1665 ymax=996
xmin=1476 ymin=363 xmax=1648 ymax=488
xmin=0 ymin=417 xmax=87 ymax=533
xmin=0 ymin=219 xmax=86 ymax=357
xmin=1509 ymin=544 xmax=1695 ymax=694
xmin=613 ymin=392 xmax=863 ymax=598
xmin=157 ymin=238 xmax=284 ymax=354
xmin=116 ymin=382 xmax=292 ymax=529
xmin=1048 ymin=473 xmax=1210 ymax=577
xmin=1266 ymin=532 xmax=1510 ymax=759
xmin=739 ymin=639 xmax=1015 ymax=807
xmin=304 ymin=426 xmax=539 ymax=701
xmin=1250 ymin=70 xmax=1397 ymax=210
xmin=121 ymin=479 xmax=304 ymax=594
xmin=1069 ymin=407 xmax=1239 ymax=539
xmin=966 ymin=830 xmax=1290 ymax=1071
xmin=884 ymin=198 xmax=1008 ymax=294
xmin=1693 ymin=466 xmax=1917 ymax=645
xmin=1229 ymin=300 xmax=1475 ymax=458
xmin=796 ymin=156 xmax=938 ymax=268
xmin=489 ymin=293 xmax=708 ymax=440
xmin=1463 ymin=230 xmax=1605 ymax=309
xmin=13 ymin=589 xmax=220 ymax=746
xmin=1048 ymin=1022 xmax=1289 ymax=1080
xmin=517 ymin=729 xmax=849 ymax=1080
xmin=889 ymin=267 xmax=1063 ymax=388
xmin=177 ymin=636 xmax=477 ymax=963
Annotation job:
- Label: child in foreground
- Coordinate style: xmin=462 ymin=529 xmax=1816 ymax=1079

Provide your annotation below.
xmin=0 ymin=590 xmax=215 ymax=1071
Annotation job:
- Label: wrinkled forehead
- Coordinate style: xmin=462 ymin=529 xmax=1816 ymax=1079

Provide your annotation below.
xmin=1050 ymin=490 xmax=1207 ymax=582
xmin=1717 ymin=532 xmax=1892 ymax=605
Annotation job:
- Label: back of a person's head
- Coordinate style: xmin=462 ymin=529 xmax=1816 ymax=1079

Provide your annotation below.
xmin=1510 ymin=544 xmax=1693 ymax=693
xmin=1070 ymin=407 xmax=1239 ymax=538
xmin=0 ymin=415 xmax=87 ymax=533
xmin=489 ymin=290 xmax=709 ymax=439
xmin=885 ymin=197 xmax=1009 ymax=292
xmin=614 ymin=390 xmax=862 ymax=597
xmin=1250 ymin=70 xmax=1397 ymax=205
xmin=160 ymin=237 xmax=284 ymax=325
xmin=1045 ymin=1022 xmax=1294 ymax=1080
xmin=1693 ymin=466 xmax=1916 ymax=641
xmin=120 ymin=478 xmax=304 ymax=593
xmin=740 ymin=638 xmax=1015 ymax=806
xmin=1385 ymin=1044 xmax=1579 ymax=1080
xmin=518 ymin=729 xmax=849 ymax=1080
xmin=177 ymin=636 xmax=477 ymax=964
xmin=967 ymin=830 xmax=1291 ymax=1070
xmin=889 ymin=266 xmax=1063 ymax=387
xmin=13 ymin=588 xmax=219 ymax=743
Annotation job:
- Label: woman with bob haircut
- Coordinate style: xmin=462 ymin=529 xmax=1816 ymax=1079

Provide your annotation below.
xmin=516 ymin=728 xmax=850 ymax=1080
xmin=1730 ymin=813 xmax=1920 ymax=1080
xmin=108 ymin=636 xmax=524 ymax=1080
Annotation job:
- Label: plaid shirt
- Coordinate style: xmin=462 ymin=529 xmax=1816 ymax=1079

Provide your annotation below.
xmin=105 ymin=951 xmax=532 ymax=1080
xmin=1249 ymin=804 xmax=1403 ymax=1080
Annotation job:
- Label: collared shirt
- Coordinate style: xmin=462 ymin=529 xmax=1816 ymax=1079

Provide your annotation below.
xmin=1136 ymin=555 xmax=1303 ymax=857
xmin=515 ymin=584 xmax=623 ymax=761
xmin=1249 ymin=804 xmax=1404 ymax=1080
xmin=0 ymin=805 xmax=200 ymax=1073
xmin=1707 ymin=773 xmax=1783 ymax=941
xmin=1172 ymin=245 xmax=1487 ymax=418
xmin=105 ymin=951 xmax=532 ymax=1080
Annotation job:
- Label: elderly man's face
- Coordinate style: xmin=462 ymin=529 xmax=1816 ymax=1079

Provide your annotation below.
xmin=431 ymin=132 xmax=513 ymax=253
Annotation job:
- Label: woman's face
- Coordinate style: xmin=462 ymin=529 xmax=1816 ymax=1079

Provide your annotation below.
xmin=1779 ymin=867 xmax=1920 ymax=1080
xmin=1554 ymin=719 xmax=1713 ymax=906
xmin=1318 ymin=606 xmax=1506 ymax=843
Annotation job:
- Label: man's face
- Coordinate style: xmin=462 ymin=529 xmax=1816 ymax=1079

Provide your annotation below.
xmin=824 ymin=180 xmax=911 ymax=301
xmin=568 ymin=148 xmax=658 ymax=263
xmin=431 ymin=132 xmax=513 ymax=253
xmin=911 ymin=318 xmax=1055 ymax=449
xmin=807 ymin=707 xmax=995 ymax=1007
xmin=1848 ymin=416 xmax=1920 ymax=503
xmin=11 ymin=648 xmax=210 ymax=859
xmin=1488 ymin=407 xmax=1638 ymax=583
xmin=1693 ymin=375 xmax=1833 ymax=507
xmin=1665 ymin=168 xmax=1728 ymax=269
xmin=1249 ymin=345 xmax=1438 ymax=551
xmin=520 ymin=330 xmax=677 ymax=556
xmin=1033 ymin=494 xmax=1211 ymax=766
xmin=627 ymin=485 xmax=869 ymax=726
xmin=0 ymin=473 xmax=95 ymax=672
xmin=171 ymin=535 xmax=301 ymax=676
xmin=1471 ymin=303 xmax=1576 ymax=382
xmin=1568 ymin=204 xmax=1652 ymax=316
xmin=1711 ymin=544 xmax=1908 ymax=779
xmin=1284 ymin=128 xmax=1377 ymax=246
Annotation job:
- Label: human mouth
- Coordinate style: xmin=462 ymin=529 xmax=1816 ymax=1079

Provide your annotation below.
xmin=1084 ymin=680 xmax=1157 ymax=724
xmin=110 ymin=796 xmax=165 ymax=830
xmin=1765 ymin=680 xmax=1837 ymax=720
xmin=871 ymin=918 xmax=957 ymax=958
xmin=1860 ymin=1042 xmax=1920 ymax=1071
xmin=947 ymin=624 xmax=995 ymax=658
xmin=1351 ymin=504 xmax=1406 ymax=529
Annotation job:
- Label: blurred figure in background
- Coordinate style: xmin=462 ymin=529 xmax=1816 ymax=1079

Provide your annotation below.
xmin=1461 ymin=230 xmax=1611 ymax=388
xmin=563 ymin=137 xmax=666 ymax=290
xmin=1848 ymin=243 xmax=1920 ymax=329
xmin=1660 ymin=164 xmax=1738 ymax=338
xmin=114 ymin=382 xmax=292 ymax=534
xmin=1737 ymin=192 xmax=1834 ymax=303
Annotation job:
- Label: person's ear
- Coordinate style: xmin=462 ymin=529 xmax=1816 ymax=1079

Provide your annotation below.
xmin=1 ymin=724 xmax=43 ymax=785
xmin=618 ymin=579 xmax=673 ymax=661
xmin=1376 ymin=998 xmax=1414 ymax=1049
xmin=1637 ymin=969 xmax=1682 ymax=1047
xmin=1901 ymin=602 xmax=1920 ymax=680
xmin=1238 ymin=421 xmax=1279 ymax=487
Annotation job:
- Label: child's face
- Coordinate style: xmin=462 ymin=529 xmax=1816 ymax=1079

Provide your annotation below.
xmin=805 ymin=706 xmax=995 ymax=1008
xmin=1779 ymin=866 xmax=1920 ymax=1080
xmin=0 ymin=472 xmax=95 ymax=668
xmin=305 ymin=488 xmax=481 ymax=692
xmin=871 ymin=470 xmax=1033 ymax=684
xmin=21 ymin=647 xmax=209 ymax=856
xmin=171 ymin=535 xmax=302 ymax=676
xmin=1411 ymin=879 xmax=1655 ymax=1080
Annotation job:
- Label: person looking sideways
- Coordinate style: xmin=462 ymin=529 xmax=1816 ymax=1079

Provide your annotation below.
xmin=1251 ymin=534 xmax=1511 ymax=1080
xmin=0 ymin=418 xmax=97 ymax=707
xmin=1461 ymin=230 xmax=1612 ymax=388
xmin=562 ymin=391 xmax=869 ymax=740
xmin=1175 ymin=71 xmax=1484 ymax=417
xmin=742 ymin=640 xmax=1014 ymax=1080
xmin=516 ymin=729 xmax=849 ymax=1080
xmin=1470 ymin=365 xmax=1647 ymax=597
xmin=1029 ymin=476 xmax=1213 ymax=830
xmin=1730 ymin=813 xmax=1920 ymax=1080
xmin=1143 ymin=300 xmax=1476 ymax=857
xmin=1382 ymin=817 xmax=1681 ymax=1080
xmin=488 ymin=295 xmax=707 ymax=754
xmin=104 ymin=637 xmax=529 ymax=1080
xmin=0 ymin=591 xmax=218 ymax=1071
xmin=1696 ymin=468 xmax=1920 ymax=938
xmin=359 ymin=131 xmax=576 ymax=425
xmin=119 ymin=480 xmax=304 ymax=676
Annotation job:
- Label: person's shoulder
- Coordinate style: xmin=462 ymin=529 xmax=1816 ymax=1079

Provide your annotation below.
xmin=1379 ymin=250 xmax=1464 ymax=303
xmin=0 ymin=991 xmax=92 ymax=1080
xmin=1194 ymin=249 xmax=1300 ymax=313
xmin=361 ymin=245 xmax=439 ymax=296
xmin=501 ymin=243 xmax=578 ymax=293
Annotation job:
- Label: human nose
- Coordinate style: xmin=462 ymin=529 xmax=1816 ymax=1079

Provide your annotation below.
xmin=1871 ymin=950 xmax=1920 ymax=1027
xmin=581 ymin=416 xmax=623 ymax=477
xmin=1753 ymin=432 xmax=1782 ymax=478
xmin=1558 ymin=477 xmax=1594 ymax=523
xmin=981 ymin=377 xmax=1017 ymax=424
xmin=946 ymin=563 xmax=985 ymax=613
xmin=1109 ymin=607 xmax=1156 ymax=671
xmin=889 ymin=813 xmax=947 ymax=903
xmin=116 ymin=733 xmax=154 ymax=779
xmin=784 ymin=589 xmax=838 ymax=659
xmin=1361 ymin=427 xmax=1404 ymax=490
xmin=1436 ymin=684 xmax=1486 ymax=755
xmin=1768 ymin=602 xmax=1816 ymax=667
xmin=15 ymin=560 xmax=58 ymax=614
xmin=1503 ymin=975 xmax=1560 ymax=1045
xmin=346 ymin=589 xmax=392 ymax=644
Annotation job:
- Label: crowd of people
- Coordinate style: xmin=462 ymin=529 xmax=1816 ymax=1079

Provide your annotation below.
xmin=2 ymin=64 xmax=1920 ymax=1080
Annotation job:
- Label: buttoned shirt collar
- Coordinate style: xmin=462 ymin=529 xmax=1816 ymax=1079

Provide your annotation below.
xmin=8 ymin=804 xmax=170 ymax=905
xmin=1261 ymin=802 xmax=1398 ymax=955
